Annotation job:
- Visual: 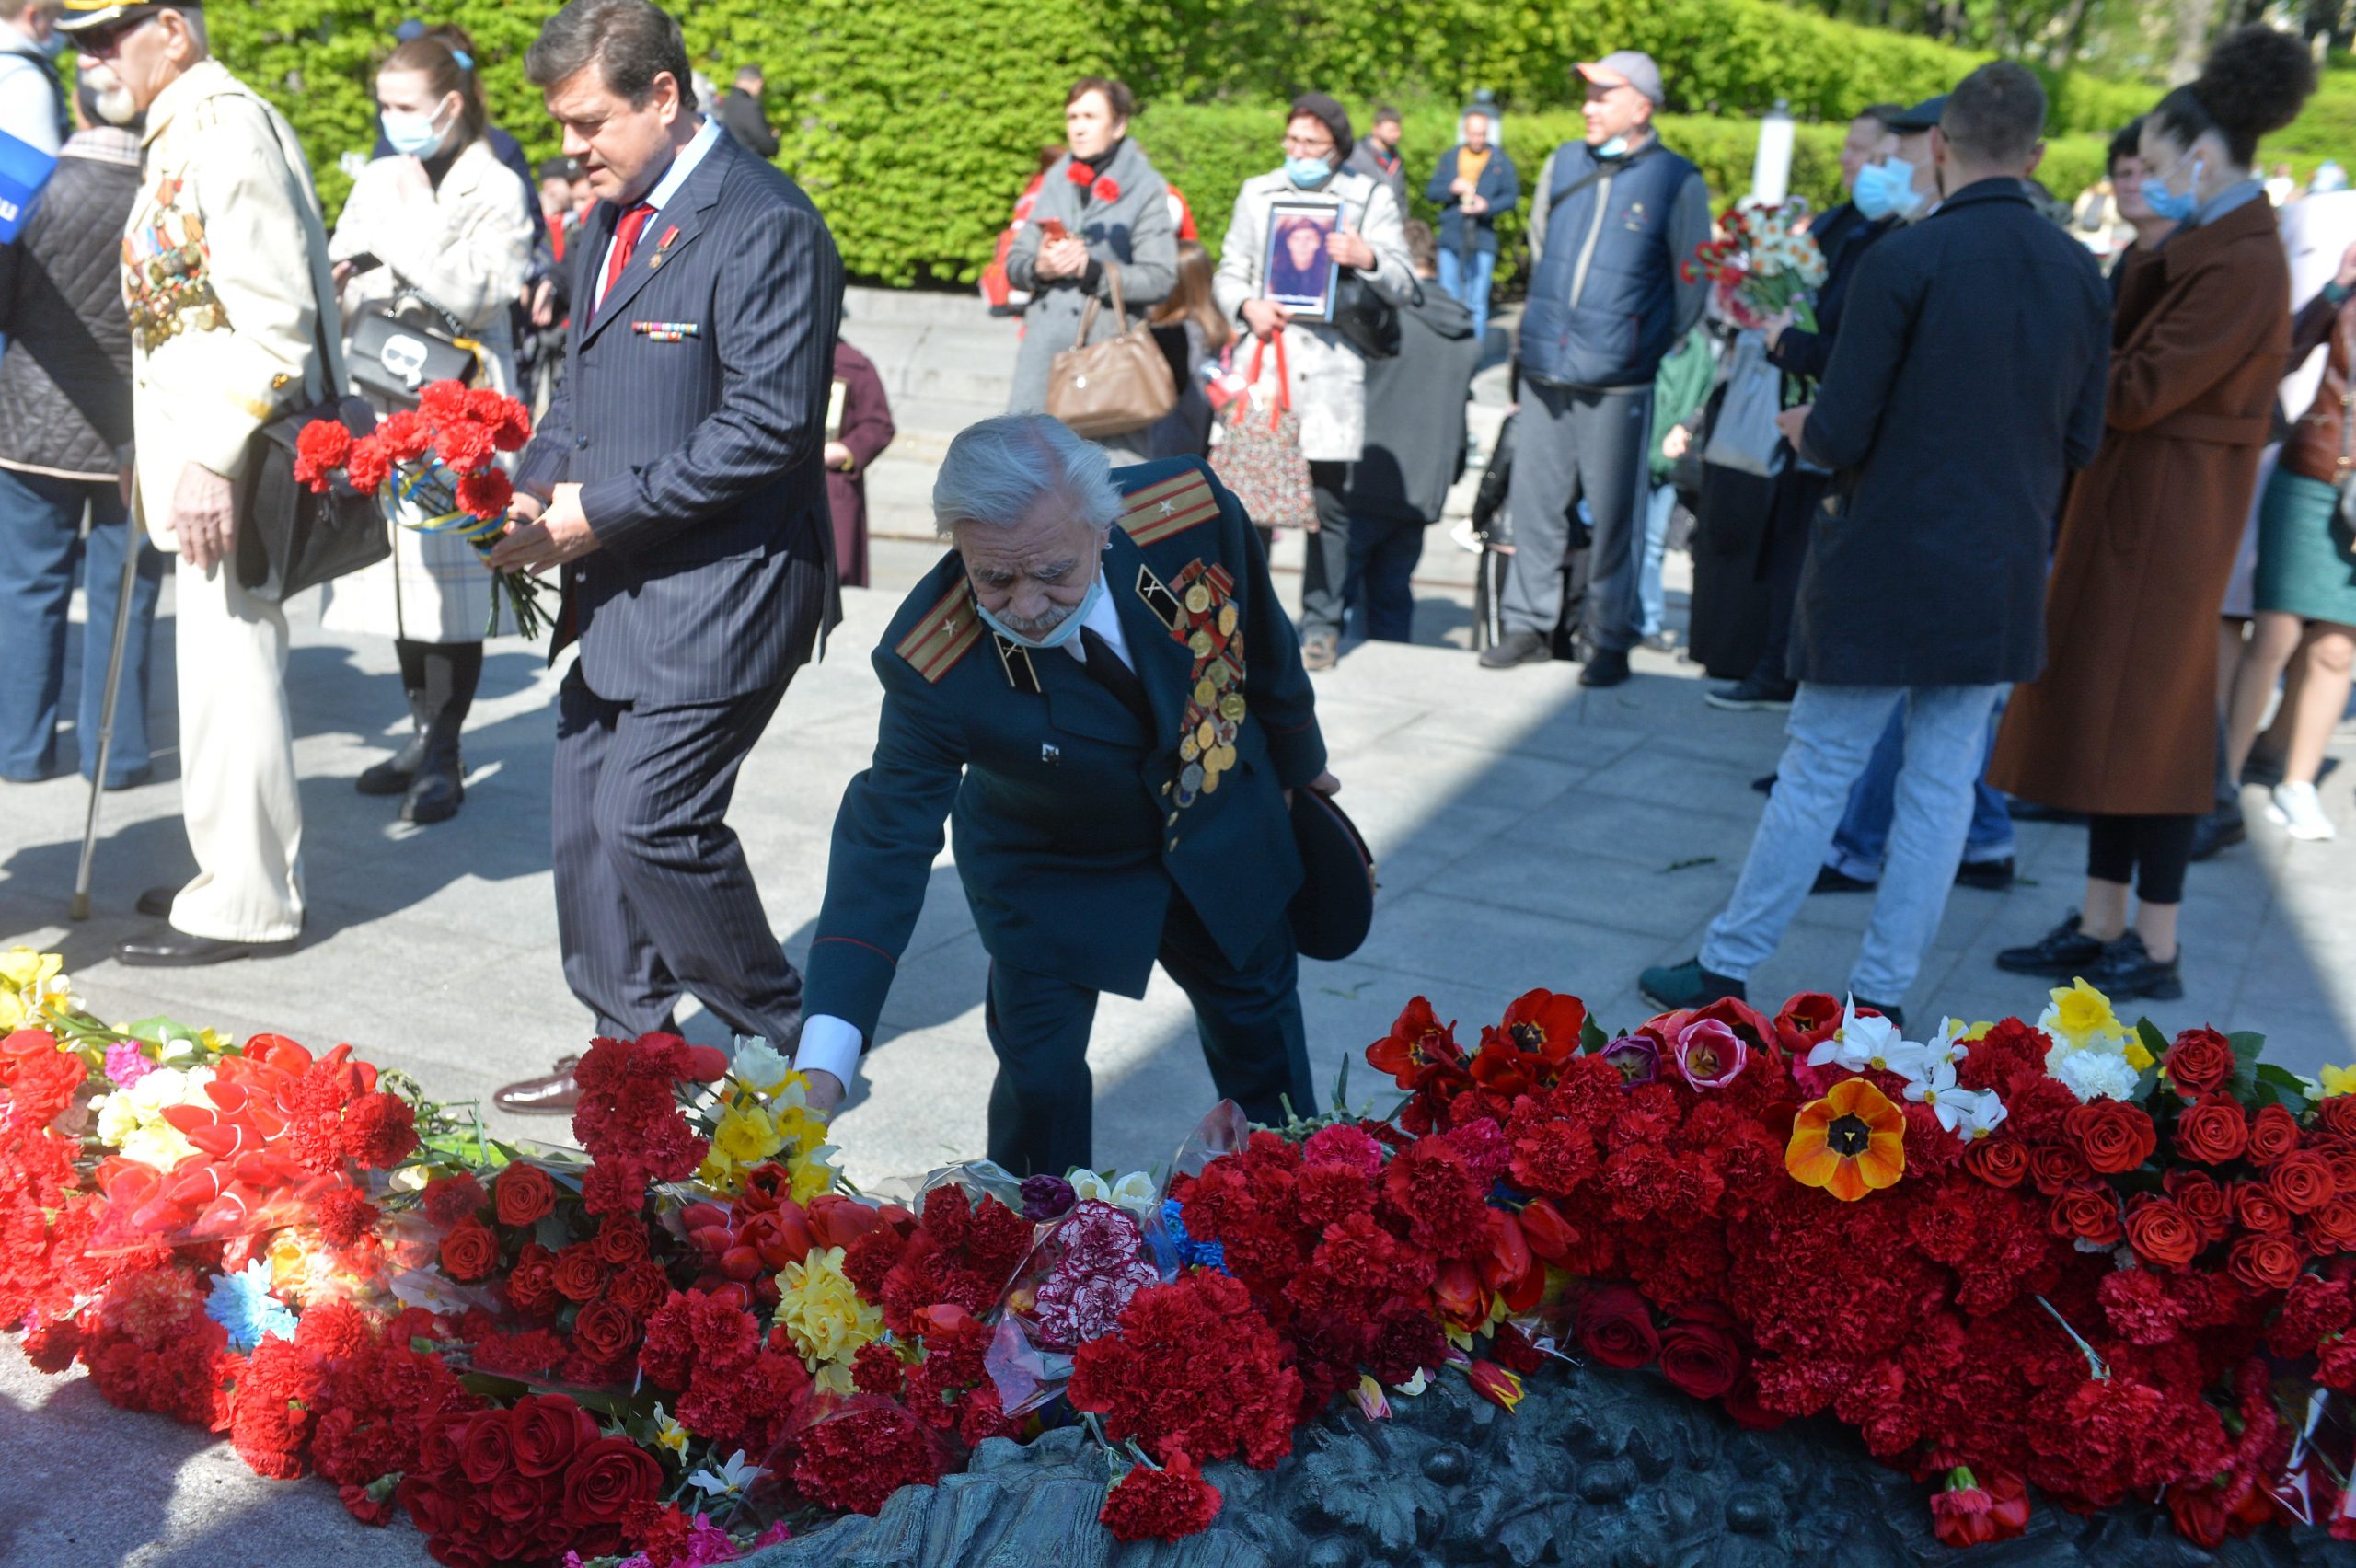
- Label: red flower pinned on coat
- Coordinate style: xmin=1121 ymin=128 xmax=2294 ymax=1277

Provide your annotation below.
xmin=1093 ymin=177 xmax=1121 ymax=203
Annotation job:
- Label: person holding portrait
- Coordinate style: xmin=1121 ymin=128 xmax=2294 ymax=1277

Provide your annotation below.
xmin=1212 ymin=92 xmax=1413 ymax=672
xmin=1004 ymin=75 xmax=1176 ymax=461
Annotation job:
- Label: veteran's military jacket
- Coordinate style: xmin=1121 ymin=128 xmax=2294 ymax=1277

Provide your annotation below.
xmin=805 ymin=458 xmax=1330 ymax=1043
xmin=121 ymin=59 xmax=342 ymax=546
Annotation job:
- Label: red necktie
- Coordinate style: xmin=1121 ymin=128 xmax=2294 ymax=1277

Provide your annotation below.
xmin=597 ymin=201 xmax=656 ymax=314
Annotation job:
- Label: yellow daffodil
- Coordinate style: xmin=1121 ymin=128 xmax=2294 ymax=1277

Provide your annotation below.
xmin=2040 ymin=978 xmax=2127 ymax=1054
xmin=1961 ymin=1021 xmax=1996 ymax=1043
xmin=787 ymin=1146 xmax=838 ymax=1205
xmin=0 ymin=947 xmax=62 ymax=995
xmin=2122 ymin=1033 xmax=2154 ymax=1072
xmin=773 ymin=1244 xmax=883 ymax=1370
xmin=712 ymin=1103 xmax=787 ymax=1168
xmin=2321 ymin=1064 xmax=2356 ymax=1099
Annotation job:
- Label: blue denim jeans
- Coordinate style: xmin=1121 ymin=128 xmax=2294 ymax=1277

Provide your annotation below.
xmin=0 ymin=467 xmax=165 ymax=785
xmin=1637 ymin=483 xmax=1676 ymax=639
xmin=1702 ymin=682 xmax=2005 ymax=1004
xmin=1437 ymin=246 xmax=1495 ymax=346
xmin=1824 ymin=693 xmax=2016 ymax=882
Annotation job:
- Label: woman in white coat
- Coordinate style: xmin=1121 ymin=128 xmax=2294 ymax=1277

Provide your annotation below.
xmin=1213 ymin=93 xmax=1413 ymax=670
xmin=324 ymin=36 xmax=532 ymax=824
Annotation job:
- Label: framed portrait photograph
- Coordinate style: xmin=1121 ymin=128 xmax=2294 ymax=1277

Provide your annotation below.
xmin=1263 ymin=202 xmax=1339 ymax=321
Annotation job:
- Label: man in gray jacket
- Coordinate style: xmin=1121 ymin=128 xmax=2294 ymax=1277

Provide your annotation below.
xmin=1344 ymin=220 xmax=1480 ymax=642
xmin=0 ymin=76 xmax=161 ymax=788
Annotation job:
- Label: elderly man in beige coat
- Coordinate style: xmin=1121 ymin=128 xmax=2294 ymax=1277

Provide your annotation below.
xmin=64 ymin=0 xmax=341 ymax=965
xmin=1214 ymin=91 xmax=1413 ymax=672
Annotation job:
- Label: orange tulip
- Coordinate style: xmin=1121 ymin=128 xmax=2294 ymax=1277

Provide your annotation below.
xmin=1468 ymin=1361 xmax=1525 ymax=1412
xmin=1786 ymin=1077 xmax=1907 ymax=1202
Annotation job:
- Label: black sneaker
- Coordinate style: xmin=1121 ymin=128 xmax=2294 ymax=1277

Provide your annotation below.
xmin=1704 ymin=676 xmax=1796 ymax=712
xmin=1580 ymin=646 xmax=1632 ymax=688
xmin=2241 ymin=750 xmax=2287 ymax=790
xmin=1995 ymin=911 xmax=2108 ymax=977
xmin=2083 ymin=931 xmax=2184 ymax=1002
xmin=1954 ymin=857 xmax=2016 ymax=893
xmin=1812 ymin=865 xmax=1875 ymax=894
xmin=1855 ymin=1001 xmax=1907 ymax=1032
xmin=1479 ymin=629 xmax=1552 ymax=670
xmin=1638 ymin=957 xmax=1747 ymax=1012
xmin=2189 ymin=809 xmax=2245 ymax=862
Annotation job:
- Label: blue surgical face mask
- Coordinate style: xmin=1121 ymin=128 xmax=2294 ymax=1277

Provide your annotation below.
xmin=381 ymin=105 xmax=450 ymax=159
xmin=1594 ymin=134 xmax=1630 ymax=160
xmin=970 ymin=555 xmax=1106 ymax=651
xmin=1854 ymin=159 xmax=1923 ymax=222
xmin=1285 ymin=155 xmax=1336 ymax=190
xmin=2141 ymin=156 xmax=2202 ymax=223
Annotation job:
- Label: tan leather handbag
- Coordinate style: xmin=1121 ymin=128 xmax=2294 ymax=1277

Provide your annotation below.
xmin=1045 ymin=262 xmax=1179 ymax=439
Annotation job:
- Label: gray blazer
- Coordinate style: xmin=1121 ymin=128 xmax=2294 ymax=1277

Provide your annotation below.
xmin=1003 ymin=138 xmax=1177 ymax=449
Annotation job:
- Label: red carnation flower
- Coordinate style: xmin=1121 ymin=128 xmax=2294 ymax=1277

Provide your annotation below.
xmin=375 ymin=410 xmax=432 ymax=463
xmin=342 ymin=435 xmax=393 ymax=494
xmin=418 ymin=381 xmax=473 ymax=424
xmin=456 ymin=466 xmax=513 ymax=522
xmin=293 ymin=419 xmax=352 ymax=490
xmin=1093 ymin=176 xmax=1122 ymax=203
xmin=433 ymin=417 xmax=495 ymax=475
xmin=1100 ymin=1447 xmax=1219 ymax=1541
xmin=1067 ymin=161 xmax=1093 ymax=185
xmin=339 ymin=1091 xmax=417 ymax=1170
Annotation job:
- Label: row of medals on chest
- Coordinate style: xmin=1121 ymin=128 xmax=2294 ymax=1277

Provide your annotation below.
xmin=123 ymin=194 xmax=223 ymax=348
xmin=1174 ymin=583 xmax=1244 ymax=809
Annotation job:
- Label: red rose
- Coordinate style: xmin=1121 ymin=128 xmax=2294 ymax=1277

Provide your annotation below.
xmin=511 ymin=1393 xmax=597 ymax=1479
xmin=2248 ymin=1104 xmax=2303 ymax=1166
xmin=495 ymin=1162 xmax=556 ymax=1228
xmin=2272 ymin=1149 xmax=2339 ymax=1215
xmin=2309 ymin=1198 xmax=2356 ymax=1252
xmin=507 ymin=1242 xmax=559 ymax=1315
xmin=2228 ymin=1233 xmax=2304 ymax=1292
xmin=439 ymin=1216 xmax=498 ymax=1282
xmin=2232 ymin=1180 xmax=2292 ymax=1235
xmin=1576 ymin=1283 xmax=1660 ymax=1369
xmin=2167 ymin=1483 xmax=2231 ymax=1550
xmin=2175 ymin=1096 xmax=2249 ymax=1165
xmin=572 ymin=1300 xmax=639 ymax=1367
xmin=2165 ymin=1028 xmax=2235 ymax=1096
xmin=459 ymin=1408 xmax=517 ymax=1486
xmin=2065 ymin=1101 xmax=2157 ymax=1175
xmin=338 ymin=1482 xmax=393 ymax=1526
xmin=2320 ymin=1097 xmax=2356 ymax=1139
xmin=553 ymin=1242 xmax=606 ymax=1303
xmin=1657 ymin=1320 xmax=1741 ymax=1400
xmin=488 ymin=1472 xmax=549 ymax=1528
xmin=455 ymin=466 xmax=513 ymax=522
xmin=2027 ymin=1143 xmax=2092 ymax=1195
xmin=596 ymin=1212 xmax=651 ymax=1267
xmin=294 ymin=419 xmax=352 ymax=489
xmin=2165 ymin=1168 xmax=2231 ymax=1241
xmin=561 ymin=1436 xmax=663 ymax=1525
xmin=609 ymin=1260 xmax=671 ymax=1317
xmin=1963 ymin=1134 xmax=2028 ymax=1188
xmin=2050 ymin=1184 xmax=2122 ymax=1245
xmin=2123 ymin=1195 xmax=2200 ymax=1269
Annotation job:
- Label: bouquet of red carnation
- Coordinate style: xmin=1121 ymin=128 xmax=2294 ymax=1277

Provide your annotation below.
xmin=1683 ymin=201 xmax=1825 ymax=336
xmin=294 ymin=381 xmax=552 ymax=640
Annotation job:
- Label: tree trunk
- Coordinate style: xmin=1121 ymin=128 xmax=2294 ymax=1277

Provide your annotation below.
xmin=2171 ymin=0 xmax=2220 ymax=83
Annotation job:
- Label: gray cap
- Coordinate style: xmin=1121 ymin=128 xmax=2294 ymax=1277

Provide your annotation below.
xmin=1577 ymin=51 xmax=1665 ymax=108
xmin=1882 ymin=95 xmax=1949 ymax=133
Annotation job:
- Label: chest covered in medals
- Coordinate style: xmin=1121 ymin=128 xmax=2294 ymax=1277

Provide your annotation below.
xmin=121 ymin=169 xmax=225 ymax=353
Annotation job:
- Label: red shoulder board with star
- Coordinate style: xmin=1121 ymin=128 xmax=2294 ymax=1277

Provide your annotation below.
xmin=1119 ymin=468 xmax=1218 ymax=548
xmin=895 ymin=577 xmax=983 ymax=683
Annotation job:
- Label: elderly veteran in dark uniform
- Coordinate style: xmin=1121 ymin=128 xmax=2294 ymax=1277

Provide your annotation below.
xmin=792 ymin=414 xmax=1339 ymax=1175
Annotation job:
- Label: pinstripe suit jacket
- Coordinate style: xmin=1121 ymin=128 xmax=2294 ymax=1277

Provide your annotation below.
xmin=516 ymin=130 xmax=845 ymax=704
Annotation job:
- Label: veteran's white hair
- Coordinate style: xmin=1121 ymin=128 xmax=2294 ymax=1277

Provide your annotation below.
xmin=931 ymin=415 xmax=1123 ymax=540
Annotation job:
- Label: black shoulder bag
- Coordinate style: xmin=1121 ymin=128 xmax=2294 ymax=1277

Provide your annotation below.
xmin=234 ymin=309 xmax=386 ymax=603
xmin=346 ymin=273 xmax=483 ymax=409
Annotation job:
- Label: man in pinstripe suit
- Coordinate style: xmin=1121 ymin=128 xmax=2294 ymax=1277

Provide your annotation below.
xmin=483 ymin=0 xmax=843 ymax=1113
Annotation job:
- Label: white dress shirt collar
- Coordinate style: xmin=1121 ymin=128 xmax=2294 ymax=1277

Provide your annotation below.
xmin=636 ymin=114 xmax=722 ymax=216
xmin=1064 ymin=558 xmax=1131 ymax=668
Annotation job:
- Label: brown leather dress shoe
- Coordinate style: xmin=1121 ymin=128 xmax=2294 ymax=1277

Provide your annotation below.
xmin=493 ymin=1055 xmax=583 ymax=1116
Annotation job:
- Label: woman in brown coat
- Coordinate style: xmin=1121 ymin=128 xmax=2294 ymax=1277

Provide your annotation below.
xmin=1992 ymin=28 xmax=2315 ymax=1002
xmin=823 ymin=340 xmax=895 ymax=589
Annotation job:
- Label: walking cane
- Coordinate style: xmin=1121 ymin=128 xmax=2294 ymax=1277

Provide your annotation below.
xmin=70 ymin=520 xmax=144 ymax=921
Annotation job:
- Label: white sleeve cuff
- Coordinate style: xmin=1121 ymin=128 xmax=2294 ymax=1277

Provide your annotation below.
xmin=795 ymin=1014 xmax=864 ymax=1090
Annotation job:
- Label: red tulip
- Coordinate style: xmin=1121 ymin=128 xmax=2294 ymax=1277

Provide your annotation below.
xmin=1468 ymin=1362 xmax=1525 ymax=1412
xmin=1518 ymin=1197 xmax=1575 ymax=1261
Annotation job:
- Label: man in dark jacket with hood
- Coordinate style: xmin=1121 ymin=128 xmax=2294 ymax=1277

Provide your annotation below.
xmin=0 ymin=79 xmax=161 ymax=788
xmin=1345 ymin=220 xmax=1482 ymax=641
xmin=1640 ymin=63 xmax=2108 ymax=1026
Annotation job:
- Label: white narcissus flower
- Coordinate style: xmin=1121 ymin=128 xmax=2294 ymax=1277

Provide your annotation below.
xmin=2054 ymin=1047 xmax=2140 ymax=1103
xmin=1807 ymin=999 xmax=1930 ymax=1081
xmin=1960 ymin=1090 xmax=2010 ymax=1141
xmin=1922 ymin=1019 xmax=1973 ymax=1071
xmin=729 ymin=1035 xmax=794 ymax=1095
xmin=689 ymin=1449 xmax=768 ymax=1497
xmin=1069 ymin=1169 xmax=1159 ymax=1221
xmin=1902 ymin=1057 xmax=1975 ymax=1135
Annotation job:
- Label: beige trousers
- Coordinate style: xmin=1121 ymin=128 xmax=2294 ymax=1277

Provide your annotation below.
xmin=167 ymin=553 xmax=304 ymax=941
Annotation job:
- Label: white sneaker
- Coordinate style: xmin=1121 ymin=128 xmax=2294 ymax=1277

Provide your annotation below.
xmin=2267 ymin=781 xmax=2338 ymax=841
xmin=1449 ymin=519 xmax=1483 ymax=555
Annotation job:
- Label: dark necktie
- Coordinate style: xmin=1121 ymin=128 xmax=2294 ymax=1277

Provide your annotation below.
xmin=1080 ymin=627 xmax=1154 ymax=733
xmin=595 ymin=201 xmax=656 ymax=319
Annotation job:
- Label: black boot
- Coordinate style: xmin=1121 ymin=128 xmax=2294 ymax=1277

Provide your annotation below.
xmin=357 ymin=690 xmax=429 ymax=796
xmin=398 ymin=642 xmax=480 ymax=825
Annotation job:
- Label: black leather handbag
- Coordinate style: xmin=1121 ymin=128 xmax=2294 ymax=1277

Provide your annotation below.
xmin=235 ymin=386 xmax=385 ymax=602
xmin=345 ymin=281 xmax=480 ymax=409
xmin=1331 ymin=271 xmax=1403 ymax=361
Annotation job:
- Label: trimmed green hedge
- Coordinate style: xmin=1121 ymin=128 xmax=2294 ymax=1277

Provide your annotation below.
xmin=196 ymin=0 xmax=2306 ymax=288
